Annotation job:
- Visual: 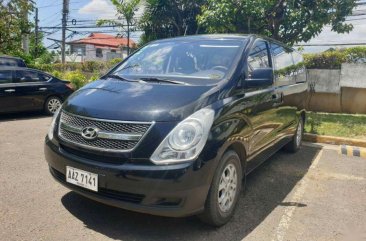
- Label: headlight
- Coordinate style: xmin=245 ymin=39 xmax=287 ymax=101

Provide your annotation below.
xmin=151 ymin=108 xmax=215 ymax=164
xmin=47 ymin=107 xmax=61 ymax=140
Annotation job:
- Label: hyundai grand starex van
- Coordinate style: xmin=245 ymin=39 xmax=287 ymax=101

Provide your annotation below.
xmin=45 ymin=34 xmax=308 ymax=226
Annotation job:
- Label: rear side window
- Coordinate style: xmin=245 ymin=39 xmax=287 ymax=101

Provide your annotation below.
xmin=247 ymin=40 xmax=270 ymax=74
xmin=271 ymin=43 xmax=295 ymax=86
xmin=0 ymin=70 xmax=13 ymax=84
xmin=16 ymin=70 xmax=49 ymax=83
xmin=292 ymin=51 xmax=307 ymax=83
xmin=0 ymin=58 xmax=25 ymax=67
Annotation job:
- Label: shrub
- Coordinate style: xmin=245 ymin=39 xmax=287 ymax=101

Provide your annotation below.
xmin=51 ymin=70 xmax=63 ymax=79
xmin=89 ymin=71 xmax=101 ymax=81
xmin=107 ymin=58 xmax=123 ymax=68
xmin=304 ymin=51 xmax=346 ymax=69
xmin=344 ymin=46 xmax=366 ymax=63
xmin=63 ymin=70 xmax=88 ymax=90
xmin=304 ymin=46 xmax=366 ymax=69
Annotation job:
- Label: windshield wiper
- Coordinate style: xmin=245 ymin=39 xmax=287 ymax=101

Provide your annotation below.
xmin=105 ymin=74 xmax=137 ymax=82
xmin=139 ymin=77 xmax=188 ymax=85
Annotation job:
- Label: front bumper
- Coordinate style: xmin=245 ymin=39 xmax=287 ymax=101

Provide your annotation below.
xmin=44 ymin=137 xmax=214 ymax=217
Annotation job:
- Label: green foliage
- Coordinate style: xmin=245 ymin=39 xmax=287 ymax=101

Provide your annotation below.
xmin=198 ymin=0 xmax=356 ymax=45
xmin=32 ymin=59 xmax=122 ymax=74
xmin=107 ymin=58 xmax=122 ymax=68
xmin=51 ymin=70 xmax=63 ymax=79
xmin=110 ymin=0 xmax=140 ymax=24
xmin=304 ymin=47 xmax=366 ymax=69
xmin=63 ymin=70 xmax=88 ymax=90
xmin=31 ymin=59 xmax=123 ymax=89
xmin=139 ymin=0 xmax=206 ymax=44
xmin=304 ymin=51 xmax=347 ymax=69
xmin=89 ymin=71 xmax=101 ymax=81
xmin=97 ymin=0 xmax=140 ymax=53
xmin=0 ymin=0 xmax=34 ymax=54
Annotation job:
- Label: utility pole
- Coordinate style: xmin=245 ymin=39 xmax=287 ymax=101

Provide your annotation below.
xmin=21 ymin=2 xmax=30 ymax=54
xmin=34 ymin=7 xmax=39 ymax=58
xmin=127 ymin=21 xmax=130 ymax=55
xmin=61 ymin=0 xmax=69 ymax=64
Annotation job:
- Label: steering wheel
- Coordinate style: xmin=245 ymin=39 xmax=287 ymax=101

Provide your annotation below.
xmin=212 ymin=66 xmax=229 ymax=72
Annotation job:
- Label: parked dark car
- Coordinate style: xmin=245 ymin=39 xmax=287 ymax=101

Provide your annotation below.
xmin=0 ymin=56 xmax=27 ymax=67
xmin=0 ymin=67 xmax=74 ymax=115
xmin=45 ymin=34 xmax=308 ymax=226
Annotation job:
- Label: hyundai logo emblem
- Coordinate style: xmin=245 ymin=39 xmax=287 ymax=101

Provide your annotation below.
xmin=81 ymin=127 xmax=99 ymax=140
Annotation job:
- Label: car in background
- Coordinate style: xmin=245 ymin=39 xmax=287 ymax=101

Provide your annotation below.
xmin=0 ymin=67 xmax=74 ymax=115
xmin=0 ymin=56 xmax=27 ymax=68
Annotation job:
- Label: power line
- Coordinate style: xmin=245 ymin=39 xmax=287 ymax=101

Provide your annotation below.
xmin=296 ymin=42 xmax=366 ymax=46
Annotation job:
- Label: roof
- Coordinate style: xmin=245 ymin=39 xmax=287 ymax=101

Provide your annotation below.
xmin=0 ymin=55 xmax=25 ymax=60
xmin=154 ymin=34 xmax=251 ymax=42
xmin=0 ymin=66 xmax=42 ymax=71
xmin=68 ymin=33 xmax=136 ymax=48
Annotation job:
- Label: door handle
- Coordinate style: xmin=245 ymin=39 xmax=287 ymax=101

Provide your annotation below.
xmin=4 ymin=89 xmax=15 ymax=93
xmin=39 ymin=87 xmax=47 ymax=91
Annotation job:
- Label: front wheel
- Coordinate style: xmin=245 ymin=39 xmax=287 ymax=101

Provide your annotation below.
xmin=44 ymin=96 xmax=62 ymax=115
xmin=199 ymin=150 xmax=243 ymax=227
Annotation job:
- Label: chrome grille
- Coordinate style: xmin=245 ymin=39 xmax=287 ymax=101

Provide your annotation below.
xmin=60 ymin=111 xmax=151 ymax=134
xmin=58 ymin=111 xmax=153 ymax=152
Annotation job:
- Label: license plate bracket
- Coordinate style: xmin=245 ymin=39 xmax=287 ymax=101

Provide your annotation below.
xmin=66 ymin=166 xmax=98 ymax=192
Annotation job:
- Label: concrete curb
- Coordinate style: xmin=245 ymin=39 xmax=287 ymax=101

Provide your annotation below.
xmin=304 ymin=133 xmax=366 ymax=148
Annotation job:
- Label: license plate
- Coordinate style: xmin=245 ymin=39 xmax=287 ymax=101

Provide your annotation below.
xmin=66 ymin=166 xmax=98 ymax=192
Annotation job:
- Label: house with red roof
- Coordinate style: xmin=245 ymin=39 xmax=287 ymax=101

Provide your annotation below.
xmin=67 ymin=33 xmax=136 ymax=62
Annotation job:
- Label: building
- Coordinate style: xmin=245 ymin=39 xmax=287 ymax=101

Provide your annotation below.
xmin=66 ymin=33 xmax=136 ymax=62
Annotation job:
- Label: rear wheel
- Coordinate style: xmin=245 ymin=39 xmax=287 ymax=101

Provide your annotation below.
xmin=284 ymin=116 xmax=304 ymax=153
xmin=199 ymin=150 xmax=243 ymax=227
xmin=44 ymin=96 xmax=62 ymax=115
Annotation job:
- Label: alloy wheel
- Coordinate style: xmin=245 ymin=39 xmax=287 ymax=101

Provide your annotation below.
xmin=48 ymin=98 xmax=61 ymax=114
xmin=218 ymin=163 xmax=238 ymax=213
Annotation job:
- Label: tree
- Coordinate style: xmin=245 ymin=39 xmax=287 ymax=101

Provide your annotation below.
xmin=0 ymin=0 xmax=33 ymax=54
xmin=97 ymin=0 xmax=141 ymax=55
xmin=139 ymin=0 xmax=206 ymax=45
xmin=198 ymin=0 xmax=356 ymax=45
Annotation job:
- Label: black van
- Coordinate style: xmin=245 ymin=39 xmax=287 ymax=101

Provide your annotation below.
xmin=45 ymin=34 xmax=307 ymax=226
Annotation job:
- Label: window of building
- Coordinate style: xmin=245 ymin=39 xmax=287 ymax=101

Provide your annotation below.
xmin=96 ymin=48 xmax=103 ymax=58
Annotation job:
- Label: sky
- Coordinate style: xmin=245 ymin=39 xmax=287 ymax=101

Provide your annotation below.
xmin=33 ymin=0 xmax=366 ymax=53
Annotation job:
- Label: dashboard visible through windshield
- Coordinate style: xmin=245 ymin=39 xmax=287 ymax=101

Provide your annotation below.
xmin=111 ymin=38 xmax=247 ymax=85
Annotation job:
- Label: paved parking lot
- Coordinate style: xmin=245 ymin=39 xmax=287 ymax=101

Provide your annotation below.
xmin=0 ymin=113 xmax=365 ymax=241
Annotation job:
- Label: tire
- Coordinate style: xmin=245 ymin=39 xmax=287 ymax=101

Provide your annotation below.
xmin=284 ymin=116 xmax=304 ymax=153
xmin=44 ymin=96 xmax=62 ymax=115
xmin=199 ymin=150 xmax=243 ymax=227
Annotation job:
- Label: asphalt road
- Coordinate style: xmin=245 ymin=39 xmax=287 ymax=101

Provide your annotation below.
xmin=0 ymin=112 xmax=365 ymax=241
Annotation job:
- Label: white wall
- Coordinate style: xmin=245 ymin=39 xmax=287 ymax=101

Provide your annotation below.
xmin=68 ymin=44 xmax=123 ymax=62
xmin=341 ymin=63 xmax=366 ymax=88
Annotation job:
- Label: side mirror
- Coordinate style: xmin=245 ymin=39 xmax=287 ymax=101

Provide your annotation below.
xmin=245 ymin=68 xmax=273 ymax=88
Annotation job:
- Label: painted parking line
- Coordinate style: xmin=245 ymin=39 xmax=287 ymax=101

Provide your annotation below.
xmin=339 ymin=145 xmax=366 ymax=158
xmin=271 ymin=149 xmax=324 ymax=241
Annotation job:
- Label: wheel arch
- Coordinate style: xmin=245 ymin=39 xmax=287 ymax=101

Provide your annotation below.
xmin=224 ymin=141 xmax=247 ymax=175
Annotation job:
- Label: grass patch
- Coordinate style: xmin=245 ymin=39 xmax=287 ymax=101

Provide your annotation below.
xmin=305 ymin=112 xmax=366 ymax=139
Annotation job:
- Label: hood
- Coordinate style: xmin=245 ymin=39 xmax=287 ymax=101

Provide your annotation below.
xmin=63 ymin=79 xmax=219 ymax=122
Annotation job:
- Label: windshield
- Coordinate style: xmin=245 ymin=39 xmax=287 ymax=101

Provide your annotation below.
xmin=112 ymin=39 xmax=247 ymax=85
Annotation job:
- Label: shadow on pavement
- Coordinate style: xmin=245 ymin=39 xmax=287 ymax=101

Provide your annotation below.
xmin=0 ymin=111 xmax=49 ymax=122
xmin=61 ymin=145 xmax=321 ymax=241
